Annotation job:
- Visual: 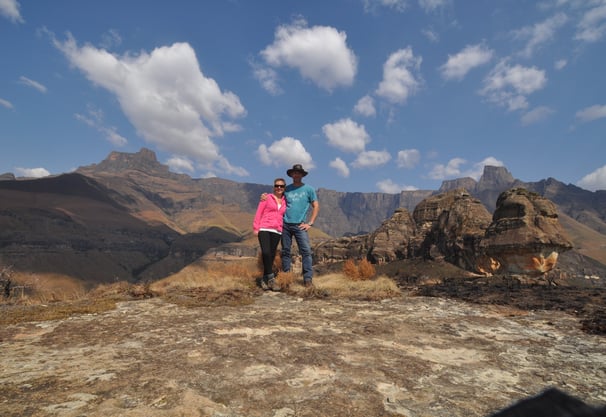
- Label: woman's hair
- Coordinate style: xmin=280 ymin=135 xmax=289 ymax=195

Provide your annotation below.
xmin=274 ymin=178 xmax=286 ymax=185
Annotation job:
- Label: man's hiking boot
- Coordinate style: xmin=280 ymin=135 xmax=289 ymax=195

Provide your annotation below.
xmin=259 ymin=278 xmax=269 ymax=291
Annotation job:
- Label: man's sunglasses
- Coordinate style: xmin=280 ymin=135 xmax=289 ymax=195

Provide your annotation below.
xmin=274 ymin=184 xmax=285 ymax=188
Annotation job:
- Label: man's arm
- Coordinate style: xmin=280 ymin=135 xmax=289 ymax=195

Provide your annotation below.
xmin=306 ymin=200 xmax=319 ymax=228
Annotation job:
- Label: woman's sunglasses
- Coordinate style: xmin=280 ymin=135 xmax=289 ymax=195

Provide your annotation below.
xmin=274 ymin=184 xmax=285 ymax=188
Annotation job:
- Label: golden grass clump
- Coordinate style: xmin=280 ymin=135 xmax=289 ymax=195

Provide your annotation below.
xmin=343 ymin=258 xmax=376 ymax=281
xmin=286 ymin=273 xmax=401 ymax=300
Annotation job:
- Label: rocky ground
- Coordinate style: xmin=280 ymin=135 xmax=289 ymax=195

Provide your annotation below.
xmin=1 ymin=277 xmax=605 ymax=417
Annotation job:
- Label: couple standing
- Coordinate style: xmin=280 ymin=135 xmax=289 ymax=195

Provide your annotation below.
xmin=252 ymin=164 xmax=319 ymax=291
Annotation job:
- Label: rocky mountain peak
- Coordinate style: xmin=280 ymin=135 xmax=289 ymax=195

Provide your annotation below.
xmin=77 ymin=148 xmax=172 ymax=177
xmin=476 ymin=165 xmax=515 ymax=191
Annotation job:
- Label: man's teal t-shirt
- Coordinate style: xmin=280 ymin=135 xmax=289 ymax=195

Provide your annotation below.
xmin=283 ymin=183 xmax=317 ymax=224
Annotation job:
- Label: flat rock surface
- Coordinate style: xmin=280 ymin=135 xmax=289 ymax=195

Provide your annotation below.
xmin=1 ymin=292 xmax=605 ymax=417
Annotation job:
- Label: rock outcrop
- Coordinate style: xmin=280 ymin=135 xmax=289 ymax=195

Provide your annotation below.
xmin=314 ymin=187 xmax=573 ymax=278
xmin=477 ymin=188 xmax=573 ymax=276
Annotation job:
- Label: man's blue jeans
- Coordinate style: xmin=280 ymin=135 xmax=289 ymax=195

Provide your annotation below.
xmin=281 ymin=222 xmax=313 ymax=281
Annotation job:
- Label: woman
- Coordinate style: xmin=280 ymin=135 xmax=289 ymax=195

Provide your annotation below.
xmin=253 ymin=178 xmax=287 ymax=291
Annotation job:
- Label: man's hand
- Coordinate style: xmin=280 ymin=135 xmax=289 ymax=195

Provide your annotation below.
xmin=260 ymin=193 xmax=268 ymax=201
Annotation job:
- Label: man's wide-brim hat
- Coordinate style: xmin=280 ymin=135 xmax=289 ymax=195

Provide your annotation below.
xmin=287 ymin=164 xmax=308 ymax=177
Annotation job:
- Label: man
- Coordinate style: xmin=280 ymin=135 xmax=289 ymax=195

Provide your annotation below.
xmin=281 ymin=164 xmax=319 ymax=287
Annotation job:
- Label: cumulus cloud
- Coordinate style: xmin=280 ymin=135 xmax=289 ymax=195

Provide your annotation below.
xmin=439 ymin=43 xmax=494 ymax=81
xmin=259 ymin=18 xmax=357 ymax=91
xmin=428 ymin=156 xmax=504 ymax=180
xmin=376 ymin=179 xmax=418 ymax=193
xmin=354 ymin=95 xmax=376 ymax=117
xmin=521 ymin=106 xmax=555 ymax=125
xmin=0 ymin=0 xmax=24 ymax=23
xmin=322 ymin=118 xmax=370 ymax=153
xmin=575 ymin=104 xmax=606 ymax=122
xmin=351 ymin=150 xmax=391 ymax=168
xmin=0 ymin=97 xmax=14 ymax=109
xmin=555 ymin=59 xmax=567 ymax=70
xmin=18 ymin=76 xmax=47 ymax=93
xmin=257 ymin=137 xmax=314 ymax=169
xmin=575 ymin=3 xmax=606 ymax=42
xmin=512 ymin=13 xmax=568 ymax=58
xmin=480 ymin=59 xmax=547 ymax=111
xmin=166 ymin=156 xmax=194 ymax=174
xmin=376 ymin=47 xmax=423 ymax=104
xmin=15 ymin=167 xmax=50 ymax=178
xmin=330 ymin=157 xmax=350 ymax=177
xmin=578 ymin=165 xmax=606 ymax=191
xmin=52 ymin=33 xmax=248 ymax=177
xmin=396 ymin=149 xmax=420 ymax=168
xmin=75 ymin=106 xmax=128 ymax=147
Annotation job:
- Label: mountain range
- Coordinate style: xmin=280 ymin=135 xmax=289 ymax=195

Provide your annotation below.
xmin=1 ymin=148 xmax=604 ymax=286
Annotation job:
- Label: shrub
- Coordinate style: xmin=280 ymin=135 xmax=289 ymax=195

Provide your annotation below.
xmin=342 ymin=258 xmax=376 ymax=281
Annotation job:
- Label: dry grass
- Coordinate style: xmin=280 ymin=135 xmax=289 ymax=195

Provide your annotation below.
xmin=286 ymin=273 xmax=401 ymax=300
xmin=1 ymin=257 xmax=402 ymax=324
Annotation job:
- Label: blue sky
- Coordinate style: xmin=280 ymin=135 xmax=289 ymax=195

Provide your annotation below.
xmin=1 ymin=0 xmax=605 ymax=193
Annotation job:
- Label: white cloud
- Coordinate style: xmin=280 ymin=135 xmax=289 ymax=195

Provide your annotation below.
xmin=521 ymin=106 xmax=555 ymax=125
xmin=428 ymin=157 xmax=503 ymax=180
xmin=575 ymin=104 xmax=606 ymax=122
xmin=428 ymin=157 xmax=467 ymax=179
xmin=251 ymin=60 xmax=282 ymax=95
xmin=259 ymin=18 xmax=357 ymax=91
xmin=376 ymin=47 xmax=423 ymax=104
xmin=575 ymin=3 xmax=606 ymax=42
xmin=74 ymin=106 xmax=128 ymax=147
xmin=376 ymin=179 xmax=418 ymax=193
xmin=419 ymin=0 xmax=451 ymax=13
xmin=0 ymin=0 xmax=24 ymax=23
xmin=439 ymin=43 xmax=493 ymax=81
xmin=396 ymin=149 xmax=420 ymax=168
xmin=329 ymin=157 xmax=350 ymax=177
xmin=0 ymin=97 xmax=14 ymax=109
xmin=166 ymin=156 xmax=194 ymax=174
xmin=53 ymin=34 xmax=248 ymax=177
xmin=422 ymin=28 xmax=440 ymax=43
xmin=554 ymin=59 xmax=567 ymax=69
xmin=480 ymin=59 xmax=547 ymax=111
xmin=322 ymin=118 xmax=370 ymax=153
xmin=257 ymin=137 xmax=314 ymax=169
xmin=363 ymin=0 xmax=408 ymax=13
xmin=354 ymin=95 xmax=376 ymax=117
xmin=512 ymin=13 xmax=568 ymax=58
xmin=18 ymin=76 xmax=47 ymax=93
xmin=351 ymin=150 xmax=391 ymax=168
xmin=15 ymin=167 xmax=50 ymax=178
xmin=578 ymin=165 xmax=606 ymax=191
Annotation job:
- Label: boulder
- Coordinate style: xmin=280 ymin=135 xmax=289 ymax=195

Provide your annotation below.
xmin=478 ymin=188 xmax=573 ymax=276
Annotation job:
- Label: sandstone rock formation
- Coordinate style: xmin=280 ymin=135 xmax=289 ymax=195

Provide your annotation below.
xmin=478 ymin=188 xmax=573 ymax=276
xmin=314 ymin=187 xmax=573 ymax=278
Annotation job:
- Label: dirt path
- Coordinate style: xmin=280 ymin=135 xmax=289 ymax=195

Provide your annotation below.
xmin=1 ymin=292 xmax=605 ymax=417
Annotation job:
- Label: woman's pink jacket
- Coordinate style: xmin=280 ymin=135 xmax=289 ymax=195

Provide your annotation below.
xmin=253 ymin=195 xmax=287 ymax=233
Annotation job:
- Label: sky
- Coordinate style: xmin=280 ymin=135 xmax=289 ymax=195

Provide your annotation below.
xmin=1 ymin=0 xmax=605 ymax=193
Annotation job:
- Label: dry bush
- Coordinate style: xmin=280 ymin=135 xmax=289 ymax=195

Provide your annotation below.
xmin=342 ymin=258 xmax=376 ymax=281
xmin=276 ymin=270 xmax=296 ymax=289
xmin=343 ymin=259 xmax=360 ymax=280
xmin=358 ymin=259 xmax=376 ymax=280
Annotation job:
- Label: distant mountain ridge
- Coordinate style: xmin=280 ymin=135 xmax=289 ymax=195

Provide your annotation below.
xmin=1 ymin=148 xmax=605 ymax=284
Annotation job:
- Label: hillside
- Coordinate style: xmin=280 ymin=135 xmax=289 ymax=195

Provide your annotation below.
xmin=1 ymin=148 xmax=605 ymax=286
